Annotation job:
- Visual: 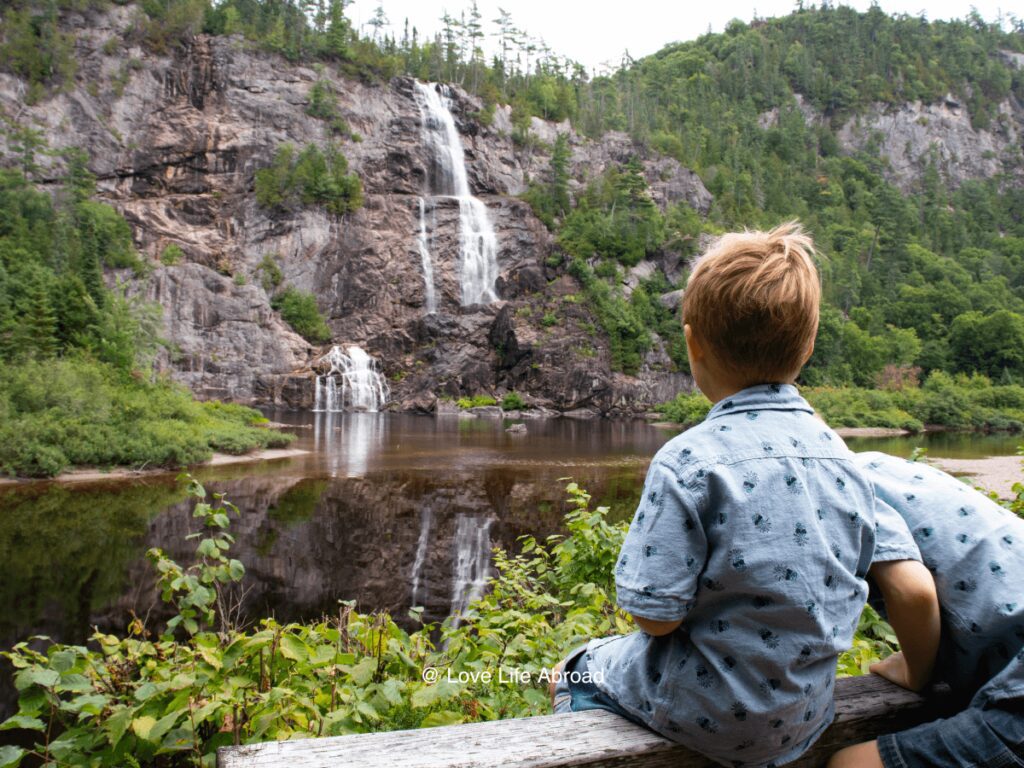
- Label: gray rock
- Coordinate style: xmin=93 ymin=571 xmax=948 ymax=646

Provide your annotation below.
xmin=505 ymin=423 xmax=527 ymax=434
xmin=659 ymin=289 xmax=685 ymax=312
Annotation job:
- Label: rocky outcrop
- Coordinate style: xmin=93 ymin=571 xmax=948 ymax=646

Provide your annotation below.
xmin=0 ymin=4 xmax=704 ymax=414
xmin=837 ymin=97 xmax=1024 ymax=190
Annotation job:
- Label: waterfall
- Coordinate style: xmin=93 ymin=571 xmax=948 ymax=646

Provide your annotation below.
xmin=413 ymin=81 xmax=499 ymax=307
xmin=417 ymin=197 xmax=438 ymax=314
xmin=313 ymin=345 xmax=390 ymax=413
xmin=410 ymin=506 xmax=433 ymax=607
xmin=448 ymin=515 xmax=493 ymax=627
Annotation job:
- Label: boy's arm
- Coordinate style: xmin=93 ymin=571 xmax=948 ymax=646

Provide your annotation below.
xmin=868 ymin=559 xmax=940 ymax=692
xmin=615 ymin=459 xmax=706 ymax=635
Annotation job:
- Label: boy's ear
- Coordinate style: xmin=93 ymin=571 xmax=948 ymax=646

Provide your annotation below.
xmin=684 ymin=323 xmax=704 ymax=362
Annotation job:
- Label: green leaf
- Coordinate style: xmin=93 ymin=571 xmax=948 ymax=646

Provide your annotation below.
xmin=0 ymin=715 xmax=44 ymax=732
xmin=347 ymin=656 xmax=376 ymax=686
xmin=105 ymin=707 xmax=133 ymax=746
xmin=420 ymin=710 xmax=464 ymax=728
xmin=49 ymin=649 xmax=77 ymax=672
xmin=135 ymin=682 xmax=159 ymax=701
xmin=59 ymin=673 xmax=93 ymax=693
xmin=196 ymin=644 xmax=222 ymax=670
xmin=0 ymin=745 xmax=26 ymax=768
xmin=197 ymin=538 xmax=219 ymax=558
xmin=14 ymin=667 xmax=59 ymax=691
xmin=278 ymin=634 xmax=309 ymax=662
xmin=228 ymin=559 xmax=245 ymax=580
xmin=147 ymin=710 xmax=181 ymax=744
xmin=131 ymin=715 xmax=158 ymax=740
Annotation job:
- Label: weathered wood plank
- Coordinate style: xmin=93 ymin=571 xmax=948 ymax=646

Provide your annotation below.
xmin=218 ymin=676 xmax=950 ymax=768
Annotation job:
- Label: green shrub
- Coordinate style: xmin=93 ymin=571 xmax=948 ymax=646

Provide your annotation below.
xmin=255 ymin=142 xmax=363 ymax=215
xmin=656 ymin=391 xmax=712 ymax=425
xmin=160 ymin=243 xmax=183 ymax=265
xmin=502 ymin=391 xmax=525 ymax=410
xmin=271 ymin=286 xmax=331 ymax=344
xmin=257 ymin=253 xmax=283 ymax=292
xmin=456 ymin=394 xmax=498 ymax=409
xmin=0 ymin=357 xmax=294 ymax=478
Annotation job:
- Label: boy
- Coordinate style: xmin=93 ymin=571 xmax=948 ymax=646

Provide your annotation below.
xmin=551 ymin=222 xmax=879 ymax=767
xmin=829 ymin=452 xmax=1024 ymax=768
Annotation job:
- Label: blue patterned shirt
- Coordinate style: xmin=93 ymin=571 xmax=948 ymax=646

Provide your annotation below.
xmin=857 ymin=451 xmax=1024 ymax=704
xmin=587 ymin=384 xmax=877 ymax=768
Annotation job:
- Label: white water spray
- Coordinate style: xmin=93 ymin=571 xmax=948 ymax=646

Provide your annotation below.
xmin=416 ymin=197 xmax=438 ymax=314
xmin=448 ymin=515 xmax=493 ymax=627
xmin=413 ymin=81 xmax=499 ymax=307
xmin=313 ymin=345 xmax=390 ymax=413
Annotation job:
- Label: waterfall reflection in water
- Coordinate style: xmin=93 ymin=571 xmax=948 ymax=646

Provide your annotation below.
xmin=448 ymin=515 xmax=493 ymax=627
xmin=410 ymin=505 xmax=433 ymax=607
xmin=313 ymin=411 xmax=387 ymax=478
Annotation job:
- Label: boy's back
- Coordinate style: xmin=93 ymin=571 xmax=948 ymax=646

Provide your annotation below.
xmin=858 ymin=451 xmax=1024 ymax=703
xmin=586 ymin=383 xmax=876 ymax=766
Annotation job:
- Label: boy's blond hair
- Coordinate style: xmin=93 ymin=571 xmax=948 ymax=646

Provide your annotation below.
xmin=682 ymin=220 xmax=820 ymax=383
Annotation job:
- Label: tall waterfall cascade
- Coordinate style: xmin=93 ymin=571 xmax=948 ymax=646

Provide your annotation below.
xmin=413 ymin=81 xmax=499 ymax=307
xmin=448 ymin=515 xmax=493 ymax=627
xmin=313 ymin=345 xmax=390 ymax=413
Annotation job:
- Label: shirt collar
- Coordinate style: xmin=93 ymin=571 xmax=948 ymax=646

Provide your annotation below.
xmin=704 ymin=383 xmax=814 ymax=420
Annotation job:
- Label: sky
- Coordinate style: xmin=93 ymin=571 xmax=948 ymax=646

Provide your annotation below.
xmin=344 ymin=0 xmax=1018 ymax=74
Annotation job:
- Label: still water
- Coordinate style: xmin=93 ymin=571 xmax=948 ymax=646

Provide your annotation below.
xmin=0 ymin=412 xmax=1019 ymax=660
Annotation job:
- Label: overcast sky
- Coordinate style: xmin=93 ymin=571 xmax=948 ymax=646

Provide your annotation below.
xmin=344 ymin=0 xmax=1018 ymax=74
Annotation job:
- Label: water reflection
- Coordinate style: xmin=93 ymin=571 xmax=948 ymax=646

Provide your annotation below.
xmin=449 ymin=515 xmax=493 ymax=627
xmin=313 ymin=411 xmax=390 ymax=478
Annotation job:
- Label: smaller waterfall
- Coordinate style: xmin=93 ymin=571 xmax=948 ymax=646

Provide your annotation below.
xmin=448 ymin=515 xmax=493 ymax=627
xmin=313 ymin=345 xmax=390 ymax=413
xmin=417 ymin=197 xmax=438 ymax=314
xmin=410 ymin=506 xmax=433 ymax=607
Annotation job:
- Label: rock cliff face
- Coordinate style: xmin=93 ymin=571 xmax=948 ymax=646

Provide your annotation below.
xmin=759 ymin=88 xmax=1024 ymax=191
xmin=837 ymin=96 xmax=1024 ymax=190
xmin=0 ymin=5 xmax=703 ymax=414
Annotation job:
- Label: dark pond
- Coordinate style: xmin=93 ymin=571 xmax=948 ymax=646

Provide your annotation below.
xmin=0 ymin=411 xmax=1019 ymax=715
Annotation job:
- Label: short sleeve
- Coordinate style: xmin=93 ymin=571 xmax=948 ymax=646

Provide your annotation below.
xmin=614 ymin=460 xmax=706 ymax=622
xmin=872 ymin=495 xmax=922 ymax=563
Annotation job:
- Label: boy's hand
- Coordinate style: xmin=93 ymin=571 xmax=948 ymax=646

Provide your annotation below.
xmin=870 ymin=651 xmax=925 ymax=692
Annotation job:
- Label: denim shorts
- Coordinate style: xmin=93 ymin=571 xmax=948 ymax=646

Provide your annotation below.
xmin=550 ymin=643 xmax=639 ymax=723
xmin=879 ymin=701 xmax=1024 ymax=768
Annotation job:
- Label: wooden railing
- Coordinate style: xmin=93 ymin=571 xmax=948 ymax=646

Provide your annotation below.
xmin=218 ymin=675 xmax=951 ymax=767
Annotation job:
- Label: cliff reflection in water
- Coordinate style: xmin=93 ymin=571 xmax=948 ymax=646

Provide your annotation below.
xmin=1 ymin=413 xmax=663 ymax=663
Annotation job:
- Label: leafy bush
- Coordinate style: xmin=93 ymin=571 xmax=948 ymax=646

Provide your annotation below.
xmin=0 ymin=357 xmax=294 ymax=478
xmin=501 ymin=392 xmax=525 ymax=410
xmin=656 ymin=391 xmax=712 ymax=425
xmin=456 ymin=395 xmax=498 ymax=409
xmin=271 ymin=286 xmax=331 ymax=344
xmin=256 ymin=253 xmax=283 ymax=292
xmin=160 ymin=243 xmax=183 ymax=266
xmin=0 ymin=480 xmax=629 ymax=766
xmin=255 ymin=143 xmax=363 ymax=216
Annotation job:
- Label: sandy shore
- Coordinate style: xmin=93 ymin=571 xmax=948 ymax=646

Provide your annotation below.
xmin=0 ymin=448 xmax=309 ymax=487
xmin=833 ymin=427 xmax=912 ymax=438
xmin=928 ymin=456 xmax=1023 ymax=500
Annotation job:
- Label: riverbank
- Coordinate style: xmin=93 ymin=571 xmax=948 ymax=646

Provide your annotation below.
xmin=929 ymin=455 xmax=1023 ymax=499
xmin=0 ymin=448 xmax=309 ymax=487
